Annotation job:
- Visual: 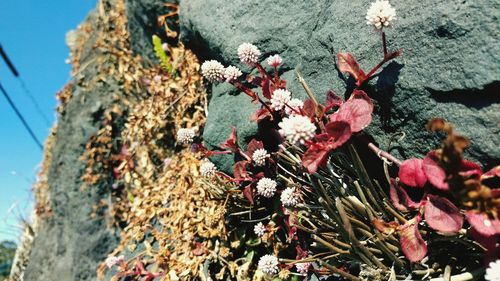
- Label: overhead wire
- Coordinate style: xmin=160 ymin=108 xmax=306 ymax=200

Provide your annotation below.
xmin=0 ymin=81 xmax=43 ymax=151
xmin=0 ymin=43 xmax=51 ymax=126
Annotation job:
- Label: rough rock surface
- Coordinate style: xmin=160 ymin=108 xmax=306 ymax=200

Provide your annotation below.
xmin=22 ymin=1 xmax=166 ymax=280
xmin=180 ymin=0 xmax=500 ymax=172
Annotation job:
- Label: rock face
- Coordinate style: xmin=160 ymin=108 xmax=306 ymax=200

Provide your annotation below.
xmin=22 ymin=1 xmax=168 ymax=280
xmin=180 ymin=0 xmax=500 ymax=171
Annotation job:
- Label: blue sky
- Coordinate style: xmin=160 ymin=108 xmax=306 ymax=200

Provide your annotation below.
xmin=0 ymin=0 xmax=97 ymax=242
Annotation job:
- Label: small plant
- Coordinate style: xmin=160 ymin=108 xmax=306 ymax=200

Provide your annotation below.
xmin=188 ymin=0 xmax=499 ymax=279
xmin=152 ymin=34 xmax=174 ymax=74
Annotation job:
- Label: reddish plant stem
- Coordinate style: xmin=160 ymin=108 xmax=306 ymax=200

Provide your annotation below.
xmin=255 ymin=63 xmax=274 ymax=81
xmin=362 ymin=57 xmax=390 ymax=85
xmin=367 ymin=142 xmax=402 ymax=166
xmin=233 ymin=81 xmax=275 ymax=115
xmin=209 ymin=150 xmax=233 ymax=155
xmin=274 ymin=66 xmax=279 ymax=80
xmin=238 ymin=149 xmax=252 ymax=161
xmin=284 ymin=102 xmax=302 ymax=115
xmin=381 ymin=31 xmax=388 ymax=57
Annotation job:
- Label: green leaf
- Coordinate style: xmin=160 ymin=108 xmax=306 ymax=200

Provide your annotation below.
xmin=152 ymin=35 xmax=174 ymax=74
xmin=127 ymin=190 xmax=135 ymax=203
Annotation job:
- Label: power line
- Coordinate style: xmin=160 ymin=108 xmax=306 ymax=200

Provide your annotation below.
xmin=0 ymin=44 xmax=19 ymax=76
xmin=0 ymin=43 xmax=51 ymax=126
xmin=0 ymin=81 xmax=43 ymax=151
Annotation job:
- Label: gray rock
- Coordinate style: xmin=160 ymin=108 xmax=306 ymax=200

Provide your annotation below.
xmin=23 ymin=1 xmax=168 ymax=280
xmin=181 ymin=0 xmax=500 ymax=171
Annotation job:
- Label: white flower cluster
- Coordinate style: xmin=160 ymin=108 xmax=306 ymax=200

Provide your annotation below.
xmin=176 ymin=128 xmax=196 ymax=144
xmin=278 ymin=115 xmax=316 ymax=145
xmin=200 ymin=160 xmax=217 ymax=177
xmin=256 ymin=178 xmax=277 ymax=198
xmin=285 ymin=98 xmax=304 ymax=116
xmin=258 ymin=254 xmax=280 ymax=275
xmin=366 ymin=0 xmax=396 ymax=29
xmin=270 ymin=89 xmax=291 ymax=111
xmin=253 ymin=222 xmax=266 ymax=237
xmin=238 ymin=43 xmax=261 ymax=65
xmin=224 ymin=65 xmax=242 ymax=82
xmin=280 ymin=187 xmax=300 ymax=207
xmin=267 ymin=54 xmax=282 ymax=68
xmin=486 ymin=259 xmax=500 ymax=281
xmin=105 ymin=255 xmax=125 ymax=269
xmin=295 ymin=261 xmax=311 ymax=275
xmin=252 ymin=148 xmax=270 ymax=166
xmin=201 ymin=60 xmax=225 ymax=83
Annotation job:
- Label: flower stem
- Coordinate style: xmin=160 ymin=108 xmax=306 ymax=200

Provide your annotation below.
xmin=381 ymin=31 xmax=388 ymax=57
xmin=367 ymin=142 xmax=402 ymax=166
xmin=232 ymin=81 xmax=274 ymax=115
xmin=255 ymin=63 xmax=273 ymax=81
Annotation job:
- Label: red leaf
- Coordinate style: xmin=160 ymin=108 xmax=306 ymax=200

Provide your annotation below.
xmin=302 ymin=99 xmax=317 ymax=118
xmin=399 ymin=217 xmax=427 ymax=262
xmin=246 ymin=139 xmax=264 ymax=157
xmin=389 ymin=179 xmax=420 ymax=212
xmin=325 ymin=121 xmax=352 ymax=147
xmin=330 ymin=92 xmax=373 ymax=133
xmin=337 ymin=53 xmax=366 ymax=84
xmin=261 ymin=77 xmax=272 ymax=99
xmin=314 ymin=133 xmax=331 ymax=142
xmin=465 ymin=211 xmax=500 ymax=236
xmin=233 ymin=160 xmax=250 ymax=181
xmin=422 ymin=151 xmax=449 ymax=191
xmin=302 ymin=143 xmax=331 ymax=173
xmin=424 ymin=194 xmax=463 ymax=233
xmin=350 ymin=89 xmax=371 ymax=102
xmin=399 ymin=158 xmax=427 ymax=188
xmin=251 ymin=108 xmax=272 ymax=122
xmin=243 ymin=184 xmax=254 ymax=205
xmin=324 ymin=90 xmax=343 ymax=112
xmin=220 ymin=126 xmax=239 ymax=152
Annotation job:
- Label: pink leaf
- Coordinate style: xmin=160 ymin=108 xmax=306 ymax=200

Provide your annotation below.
xmin=302 ymin=99 xmax=317 ymax=118
xmin=466 ymin=211 xmax=500 ymax=236
xmin=337 ymin=53 xmax=366 ymax=84
xmin=422 ymin=151 xmax=449 ymax=191
xmin=424 ymin=194 xmax=463 ymax=233
xmin=246 ymin=139 xmax=264 ymax=157
xmin=399 ymin=217 xmax=427 ymax=262
xmin=389 ymin=179 xmax=420 ymax=212
xmin=399 ymin=158 xmax=427 ymax=188
xmin=324 ymin=90 xmax=343 ymax=111
xmin=330 ymin=91 xmax=373 ymax=133
xmin=325 ymin=121 xmax=352 ymax=147
xmin=220 ymin=126 xmax=239 ymax=152
xmin=243 ymin=184 xmax=254 ymax=205
xmin=233 ymin=160 xmax=250 ymax=181
xmin=261 ymin=78 xmax=272 ymax=99
xmin=302 ymin=144 xmax=331 ymax=174
xmin=250 ymin=108 xmax=272 ymax=123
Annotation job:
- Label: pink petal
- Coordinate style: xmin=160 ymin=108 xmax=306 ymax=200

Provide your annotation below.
xmin=399 ymin=217 xmax=427 ymax=262
xmin=422 ymin=151 xmax=449 ymax=191
xmin=424 ymin=194 xmax=463 ymax=233
xmin=466 ymin=211 xmax=500 ymax=236
xmin=399 ymin=158 xmax=427 ymax=188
